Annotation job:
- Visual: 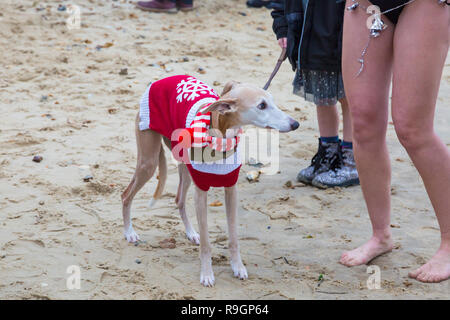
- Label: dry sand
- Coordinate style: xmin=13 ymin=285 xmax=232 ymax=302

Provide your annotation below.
xmin=0 ymin=0 xmax=449 ymax=299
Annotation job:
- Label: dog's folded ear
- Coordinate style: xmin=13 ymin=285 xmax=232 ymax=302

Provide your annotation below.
xmin=221 ymin=80 xmax=240 ymax=96
xmin=201 ymin=99 xmax=237 ymax=115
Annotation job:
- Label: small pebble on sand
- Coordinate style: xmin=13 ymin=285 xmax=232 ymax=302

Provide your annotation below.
xmin=83 ymin=175 xmax=93 ymax=182
xmin=209 ymin=200 xmax=223 ymax=207
xmin=246 ymin=170 xmax=260 ymax=182
xmin=32 ymin=155 xmax=43 ymax=163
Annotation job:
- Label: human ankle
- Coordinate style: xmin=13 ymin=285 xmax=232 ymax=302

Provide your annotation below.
xmin=320 ymin=136 xmax=339 ymax=144
xmin=372 ymin=228 xmax=392 ymax=242
xmin=341 ymin=140 xmax=353 ymax=149
xmin=438 ymin=239 xmax=450 ymax=252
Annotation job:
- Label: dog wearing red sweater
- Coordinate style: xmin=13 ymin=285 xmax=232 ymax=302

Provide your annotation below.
xmin=121 ymin=75 xmax=299 ymax=286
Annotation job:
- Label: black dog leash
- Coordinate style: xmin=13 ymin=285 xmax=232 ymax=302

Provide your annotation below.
xmin=263 ymin=47 xmax=287 ymax=90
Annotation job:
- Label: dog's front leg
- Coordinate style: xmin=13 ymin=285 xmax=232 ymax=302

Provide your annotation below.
xmin=225 ymin=185 xmax=248 ymax=280
xmin=194 ymin=186 xmax=214 ymax=287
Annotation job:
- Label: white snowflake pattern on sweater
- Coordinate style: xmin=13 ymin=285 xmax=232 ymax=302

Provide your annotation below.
xmin=176 ymin=76 xmax=218 ymax=103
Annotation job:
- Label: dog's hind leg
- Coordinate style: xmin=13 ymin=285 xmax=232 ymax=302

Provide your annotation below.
xmin=225 ymin=185 xmax=248 ymax=280
xmin=121 ymin=115 xmax=162 ymax=243
xmin=148 ymin=145 xmax=167 ymax=208
xmin=176 ymin=163 xmax=200 ymax=245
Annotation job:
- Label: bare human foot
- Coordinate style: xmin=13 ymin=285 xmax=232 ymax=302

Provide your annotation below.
xmin=409 ymin=246 xmax=450 ymax=283
xmin=340 ymin=234 xmax=394 ymax=267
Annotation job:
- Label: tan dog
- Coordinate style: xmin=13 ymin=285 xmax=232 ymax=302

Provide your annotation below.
xmin=121 ymin=79 xmax=299 ymax=286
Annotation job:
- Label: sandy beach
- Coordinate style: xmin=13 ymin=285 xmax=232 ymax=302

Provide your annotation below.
xmin=0 ymin=0 xmax=449 ymax=299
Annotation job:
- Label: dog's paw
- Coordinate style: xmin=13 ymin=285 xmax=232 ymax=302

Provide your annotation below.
xmin=186 ymin=230 xmax=200 ymax=245
xmin=200 ymin=271 xmax=215 ymax=287
xmin=124 ymin=226 xmax=140 ymax=243
xmin=231 ymin=261 xmax=248 ymax=280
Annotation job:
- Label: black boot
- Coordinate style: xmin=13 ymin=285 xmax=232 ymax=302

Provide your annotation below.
xmin=296 ymin=138 xmax=341 ymax=185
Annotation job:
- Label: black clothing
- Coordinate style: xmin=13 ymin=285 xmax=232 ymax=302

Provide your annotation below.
xmin=271 ymin=0 xmax=345 ymax=72
xmin=369 ymin=0 xmax=409 ymax=25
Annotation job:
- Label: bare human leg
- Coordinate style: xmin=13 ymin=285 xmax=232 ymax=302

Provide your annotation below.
xmin=316 ymin=103 xmax=339 ymax=138
xmin=340 ymin=98 xmax=353 ymax=143
xmin=340 ymin=0 xmax=395 ymax=266
xmin=390 ymin=0 xmax=450 ymax=283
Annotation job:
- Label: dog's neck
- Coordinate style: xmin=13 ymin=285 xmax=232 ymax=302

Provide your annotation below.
xmin=210 ymin=111 xmax=241 ymax=136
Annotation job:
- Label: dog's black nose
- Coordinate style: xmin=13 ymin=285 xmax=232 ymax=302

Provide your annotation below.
xmin=290 ymin=121 xmax=300 ymax=131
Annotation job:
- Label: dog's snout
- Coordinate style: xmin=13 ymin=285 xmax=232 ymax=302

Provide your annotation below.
xmin=290 ymin=120 xmax=300 ymax=131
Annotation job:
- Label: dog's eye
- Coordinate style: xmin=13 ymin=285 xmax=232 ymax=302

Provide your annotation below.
xmin=257 ymin=102 xmax=266 ymax=110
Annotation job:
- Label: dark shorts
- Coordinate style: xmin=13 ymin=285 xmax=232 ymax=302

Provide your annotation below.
xmin=369 ymin=0 xmax=410 ymax=25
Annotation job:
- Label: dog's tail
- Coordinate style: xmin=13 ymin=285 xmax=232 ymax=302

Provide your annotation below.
xmin=149 ymin=145 xmax=167 ymax=208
